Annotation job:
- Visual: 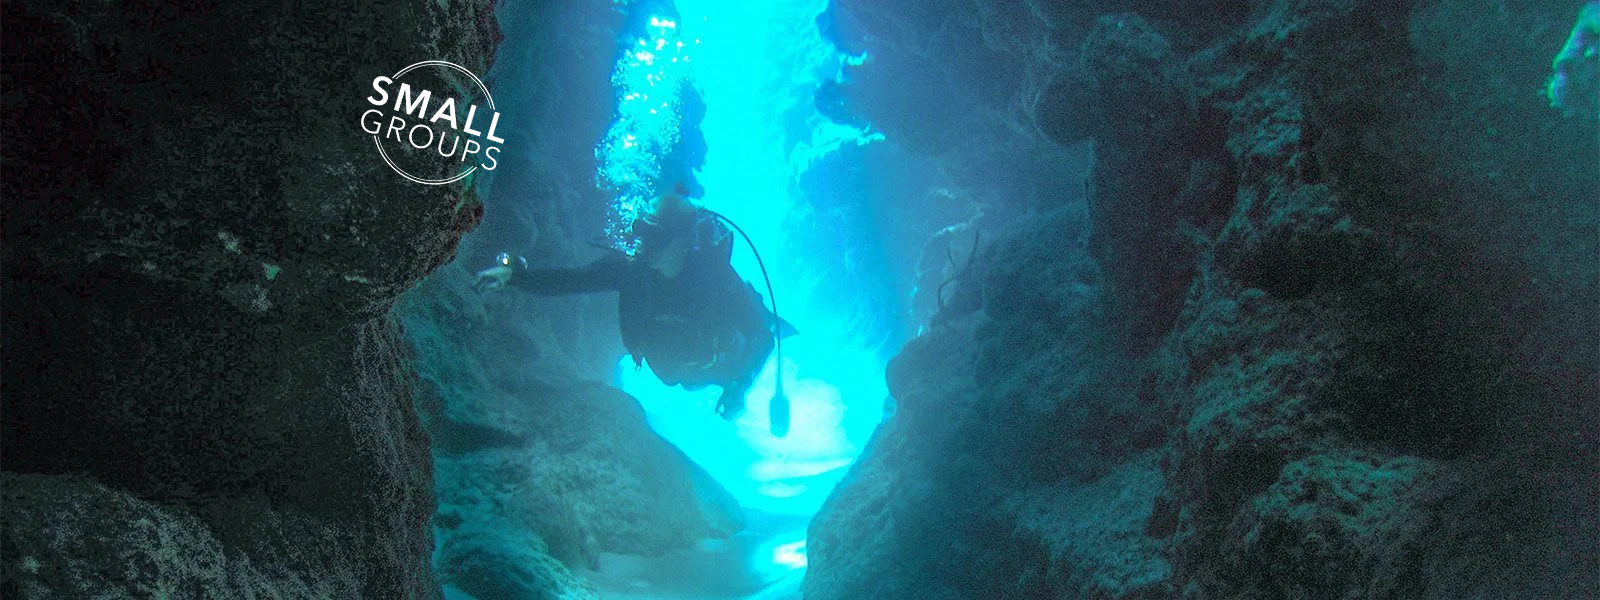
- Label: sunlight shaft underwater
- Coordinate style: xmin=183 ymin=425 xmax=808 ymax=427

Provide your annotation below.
xmin=606 ymin=0 xmax=886 ymax=526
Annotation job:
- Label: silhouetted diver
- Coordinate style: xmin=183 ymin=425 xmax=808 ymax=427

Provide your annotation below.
xmin=478 ymin=191 xmax=795 ymax=436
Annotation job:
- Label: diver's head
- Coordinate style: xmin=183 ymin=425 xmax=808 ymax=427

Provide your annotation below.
xmin=642 ymin=184 xmax=699 ymax=232
xmin=654 ymin=193 xmax=694 ymax=216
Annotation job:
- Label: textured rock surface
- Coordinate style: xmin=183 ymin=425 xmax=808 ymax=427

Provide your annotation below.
xmin=1 ymin=1 xmax=499 ymax=598
xmin=810 ymin=211 xmax=1169 ymax=600
xmin=438 ymin=523 xmax=597 ymax=600
xmin=397 ymin=235 xmax=742 ymax=599
xmin=1 ymin=472 xmax=387 ymax=598
xmin=808 ymin=0 xmax=1598 ymax=598
xmin=381 ymin=2 xmax=744 ymax=597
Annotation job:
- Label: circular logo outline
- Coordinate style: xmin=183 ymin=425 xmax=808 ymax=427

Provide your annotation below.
xmin=374 ymin=60 xmax=497 ymax=186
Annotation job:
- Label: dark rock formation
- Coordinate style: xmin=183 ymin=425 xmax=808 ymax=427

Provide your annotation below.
xmin=396 ymin=266 xmax=743 ymax=599
xmin=810 ymin=211 xmax=1169 ymax=600
xmin=438 ymin=521 xmax=595 ymax=600
xmin=373 ymin=2 xmax=746 ymax=596
xmin=808 ymin=0 xmax=1598 ymax=598
xmin=3 ymin=472 xmax=340 ymax=598
xmin=394 ymin=0 xmax=749 ymax=567
xmin=821 ymin=0 xmax=1096 ymax=336
xmin=2 ymin=1 xmax=499 ymax=598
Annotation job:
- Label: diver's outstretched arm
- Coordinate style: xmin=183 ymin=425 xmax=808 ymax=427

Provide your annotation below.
xmin=510 ymin=257 xmax=631 ymax=295
xmin=510 ymin=255 xmax=630 ymax=295
xmin=477 ymin=253 xmax=631 ymax=296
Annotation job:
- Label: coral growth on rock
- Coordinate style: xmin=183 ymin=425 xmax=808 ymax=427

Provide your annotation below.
xmin=807 ymin=0 xmax=1599 ymax=598
xmin=395 ymin=265 xmax=743 ymax=599
xmin=1 ymin=1 xmax=500 ymax=598
xmin=383 ymin=3 xmax=749 ymax=596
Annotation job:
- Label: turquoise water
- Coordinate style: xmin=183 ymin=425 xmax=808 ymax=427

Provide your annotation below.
xmin=604 ymin=0 xmax=891 ymax=594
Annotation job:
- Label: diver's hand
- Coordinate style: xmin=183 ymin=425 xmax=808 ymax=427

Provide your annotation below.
xmin=474 ymin=265 xmax=513 ymax=292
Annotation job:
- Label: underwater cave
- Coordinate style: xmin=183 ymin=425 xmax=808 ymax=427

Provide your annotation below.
xmin=2 ymin=0 xmax=1597 ymax=599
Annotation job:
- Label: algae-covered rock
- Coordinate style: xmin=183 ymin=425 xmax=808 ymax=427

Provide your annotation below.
xmin=809 ymin=211 xmax=1171 ymax=600
xmin=1215 ymin=452 xmax=1438 ymax=599
xmin=3 ymin=473 xmax=244 ymax=599
xmin=430 ymin=383 xmax=744 ymax=567
xmin=0 ymin=472 xmax=377 ymax=599
xmin=807 ymin=0 xmax=1599 ymax=598
xmin=805 ymin=315 xmax=994 ymax=600
xmin=438 ymin=524 xmax=598 ymax=600
xmin=398 ymin=244 xmax=742 ymax=598
xmin=2 ymin=0 xmax=501 ymax=597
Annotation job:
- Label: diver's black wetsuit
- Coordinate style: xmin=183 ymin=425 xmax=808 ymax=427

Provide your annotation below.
xmin=507 ymin=209 xmax=777 ymax=407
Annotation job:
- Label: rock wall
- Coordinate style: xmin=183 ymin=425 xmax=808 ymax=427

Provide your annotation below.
xmin=387 ymin=2 xmax=747 ymax=598
xmin=1 ymin=1 xmax=499 ymax=597
xmin=808 ymin=0 xmax=1598 ymax=598
xmin=395 ymin=265 xmax=744 ymax=600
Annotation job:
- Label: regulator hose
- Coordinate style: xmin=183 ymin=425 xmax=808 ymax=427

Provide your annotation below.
xmin=704 ymin=209 xmax=789 ymax=437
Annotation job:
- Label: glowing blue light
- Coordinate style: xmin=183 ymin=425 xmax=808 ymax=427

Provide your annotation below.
xmin=772 ymin=540 xmax=808 ymax=569
xmin=601 ymin=0 xmax=893 ymax=586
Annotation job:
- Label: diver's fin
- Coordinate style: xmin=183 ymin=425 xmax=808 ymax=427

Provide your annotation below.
xmin=716 ymin=385 xmax=748 ymax=421
xmin=770 ymin=314 xmax=799 ymax=339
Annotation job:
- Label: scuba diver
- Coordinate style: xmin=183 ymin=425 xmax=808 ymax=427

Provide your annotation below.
xmin=476 ymin=190 xmax=795 ymax=436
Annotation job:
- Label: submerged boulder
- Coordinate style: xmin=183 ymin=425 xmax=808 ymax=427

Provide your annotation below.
xmin=1 ymin=0 xmax=500 ymax=597
xmin=398 ymin=261 xmax=743 ymax=598
xmin=438 ymin=523 xmax=598 ymax=600
xmin=809 ymin=211 xmax=1171 ymax=600
xmin=4 ymin=473 xmax=250 ymax=599
xmin=808 ymin=0 xmax=1598 ymax=597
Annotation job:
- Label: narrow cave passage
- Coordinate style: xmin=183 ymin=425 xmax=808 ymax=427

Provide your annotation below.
xmin=4 ymin=0 xmax=1596 ymax=598
xmin=403 ymin=0 xmax=971 ymax=596
xmin=583 ymin=1 xmax=904 ymax=597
